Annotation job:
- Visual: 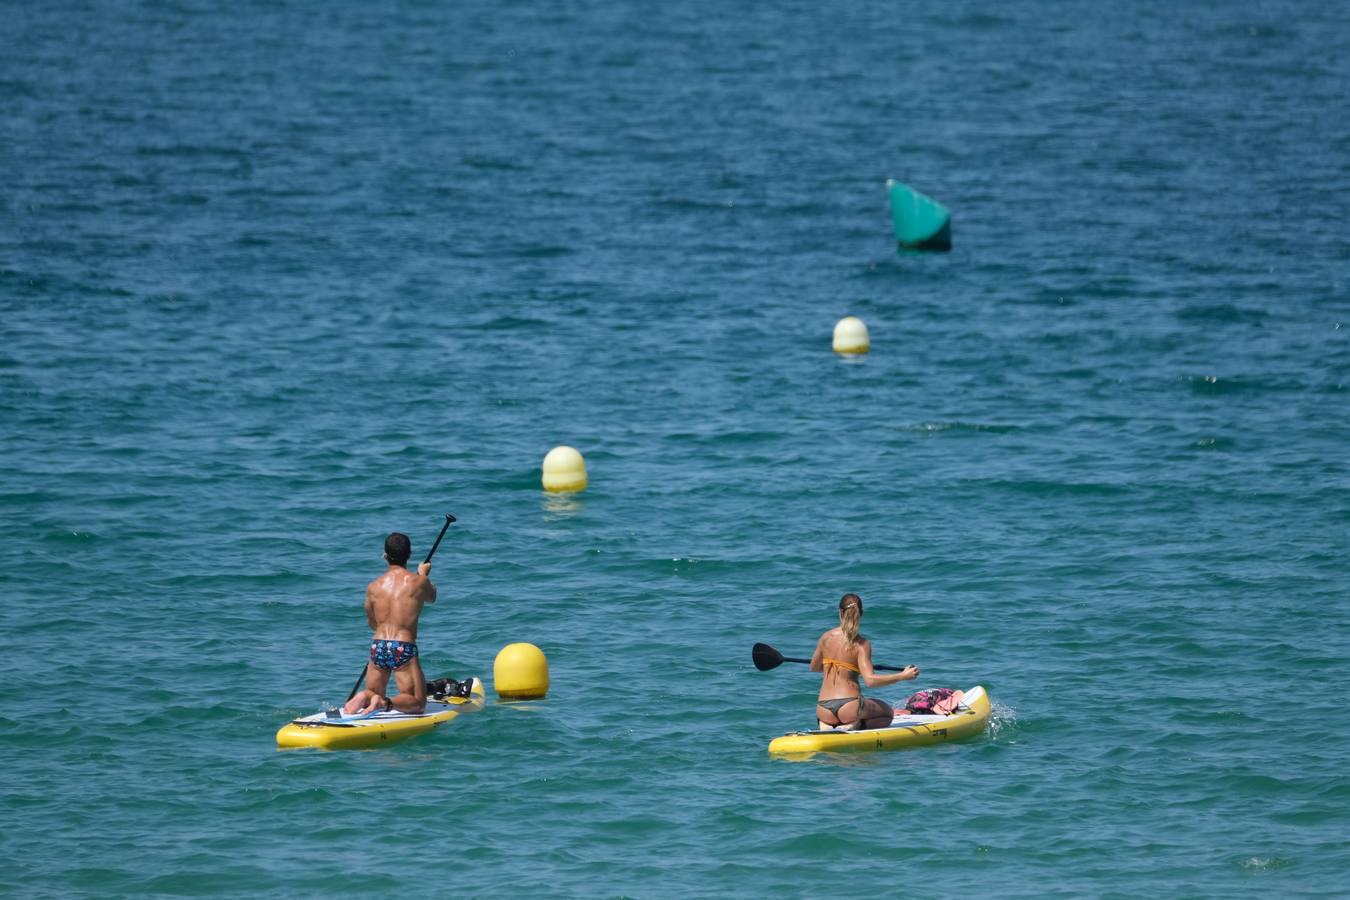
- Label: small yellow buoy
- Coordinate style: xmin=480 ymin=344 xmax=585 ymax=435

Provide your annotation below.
xmin=833 ymin=316 xmax=870 ymax=354
xmin=541 ymin=445 xmax=588 ymax=493
xmin=493 ymin=642 xmax=550 ymax=700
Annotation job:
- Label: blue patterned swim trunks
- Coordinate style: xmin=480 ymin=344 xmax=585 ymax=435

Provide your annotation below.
xmin=370 ymin=639 xmax=418 ymax=671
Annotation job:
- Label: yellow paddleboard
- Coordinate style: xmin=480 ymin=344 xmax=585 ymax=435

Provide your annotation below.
xmin=768 ymin=685 xmax=990 ymax=759
xmin=277 ymin=677 xmax=485 ymax=750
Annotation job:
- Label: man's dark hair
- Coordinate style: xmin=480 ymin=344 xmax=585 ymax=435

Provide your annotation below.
xmin=384 ymin=532 xmax=411 ymax=566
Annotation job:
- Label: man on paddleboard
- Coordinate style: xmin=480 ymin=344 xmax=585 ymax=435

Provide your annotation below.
xmin=344 ymin=532 xmax=437 ymax=715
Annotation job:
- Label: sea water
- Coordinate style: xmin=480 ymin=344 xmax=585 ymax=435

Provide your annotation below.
xmin=2 ymin=0 xmax=1348 ymax=896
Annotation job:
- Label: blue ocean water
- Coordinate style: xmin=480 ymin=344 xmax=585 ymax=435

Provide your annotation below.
xmin=3 ymin=0 xmax=1348 ymax=895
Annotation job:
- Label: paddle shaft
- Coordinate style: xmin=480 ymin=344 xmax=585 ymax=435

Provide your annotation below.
xmin=788 ymin=656 xmax=909 ymax=672
xmin=755 ymin=643 xmax=909 ymax=673
xmin=346 ymin=514 xmax=456 ymax=701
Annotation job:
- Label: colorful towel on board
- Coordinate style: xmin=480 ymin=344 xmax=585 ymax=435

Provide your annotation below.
xmin=900 ymin=688 xmax=964 ymax=716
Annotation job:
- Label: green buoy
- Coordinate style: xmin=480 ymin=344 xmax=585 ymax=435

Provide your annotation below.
xmin=887 ymin=179 xmax=951 ymax=251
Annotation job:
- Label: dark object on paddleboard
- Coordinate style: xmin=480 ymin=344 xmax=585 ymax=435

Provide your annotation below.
xmin=425 ymin=677 xmax=474 ymax=701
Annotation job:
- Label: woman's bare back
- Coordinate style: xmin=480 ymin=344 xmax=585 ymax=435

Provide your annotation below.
xmin=813 ymin=627 xmax=869 ymax=701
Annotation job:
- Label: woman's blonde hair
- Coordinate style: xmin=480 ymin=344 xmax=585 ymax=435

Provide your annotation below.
xmin=838 ymin=593 xmax=862 ymax=646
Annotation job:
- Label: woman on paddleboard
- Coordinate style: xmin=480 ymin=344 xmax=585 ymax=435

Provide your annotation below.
xmin=809 ymin=593 xmax=918 ymax=730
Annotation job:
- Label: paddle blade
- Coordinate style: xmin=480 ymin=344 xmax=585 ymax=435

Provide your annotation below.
xmin=752 ymin=643 xmax=785 ymax=671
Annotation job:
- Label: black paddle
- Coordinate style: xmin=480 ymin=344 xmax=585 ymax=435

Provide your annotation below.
xmin=346 ymin=513 xmax=456 ymax=702
xmin=752 ymin=642 xmax=909 ymax=673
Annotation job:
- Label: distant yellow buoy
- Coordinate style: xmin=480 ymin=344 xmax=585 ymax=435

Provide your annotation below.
xmin=832 ymin=316 xmax=870 ymax=354
xmin=541 ymin=445 xmax=588 ymax=493
xmin=493 ymin=642 xmax=550 ymax=700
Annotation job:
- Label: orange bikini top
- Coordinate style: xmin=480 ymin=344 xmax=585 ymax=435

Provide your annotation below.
xmin=822 ymin=657 xmax=860 ymax=673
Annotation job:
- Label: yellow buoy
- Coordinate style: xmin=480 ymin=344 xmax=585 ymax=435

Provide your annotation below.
xmin=493 ymin=642 xmax=550 ymax=700
xmin=541 ymin=445 xmax=588 ymax=493
xmin=833 ymin=316 xmax=870 ymax=354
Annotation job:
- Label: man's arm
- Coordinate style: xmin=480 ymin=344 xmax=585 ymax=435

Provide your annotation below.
xmin=418 ymin=562 xmax=437 ymax=603
xmin=364 ymin=584 xmax=377 ymax=629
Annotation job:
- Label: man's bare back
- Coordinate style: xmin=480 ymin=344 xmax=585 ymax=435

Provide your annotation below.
xmin=365 ymin=562 xmax=436 ymax=641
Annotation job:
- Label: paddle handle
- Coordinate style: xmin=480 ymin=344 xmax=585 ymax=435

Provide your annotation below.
xmin=423 ymin=513 xmax=456 ymax=564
